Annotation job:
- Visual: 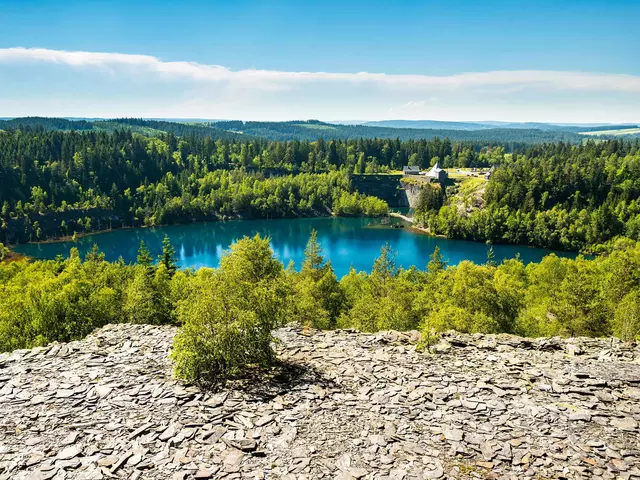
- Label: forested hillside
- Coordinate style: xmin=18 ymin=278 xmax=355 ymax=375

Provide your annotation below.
xmin=201 ymin=120 xmax=590 ymax=144
xmin=416 ymin=139 xmax=640 ymax=251
xmin=2 ymin=125 xmax=639 ymax=250
xmin=363 ymin=120 xmax=639 ymax=133
xmin=0 ymin=128 xmax=400 ymax=243
xmin=0 ymin=117 xmax=591 ymax=145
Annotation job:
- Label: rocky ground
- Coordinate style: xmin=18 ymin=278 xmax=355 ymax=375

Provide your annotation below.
xmin=1 ymin=325 xmax=639 ymax=480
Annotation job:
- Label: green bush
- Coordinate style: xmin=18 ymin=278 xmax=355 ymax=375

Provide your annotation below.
xmin=171 ymin=235 xmax=290 ymax=382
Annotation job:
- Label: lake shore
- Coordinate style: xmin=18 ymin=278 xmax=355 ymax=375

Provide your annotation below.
xmin=389 ymin=211 xmax=435 ymax=236
xmin=8 ymin=209 xmax=340 ymax=249
xmin=12 ymin=215 xmax=581 ymax=276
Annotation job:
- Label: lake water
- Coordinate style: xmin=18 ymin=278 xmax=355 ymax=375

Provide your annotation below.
xmin=15 ymin=217 xmax=580 ymax=277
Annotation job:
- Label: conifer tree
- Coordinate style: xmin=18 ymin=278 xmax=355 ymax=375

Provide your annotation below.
xmin=302 ymin=229 xmax=324 ymax=276
xmin=427 ymin=245 xmax=447 ymax=273
xmin=486 ymin=246 xmax=497 ymax=267
xmin=159 ymin=235 xmax=177 ymax=277
xmin=85 ymin=243 xmax=105 ymax=262
xmin=137 ymin=240 xmax=154 ymax=274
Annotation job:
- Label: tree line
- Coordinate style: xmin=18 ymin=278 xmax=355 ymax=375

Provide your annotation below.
xmin=415 ymin=139 xmax=640 ymax=251
xmin=1 ymin=128 xmax=407 ymax=243
xmin=1 ymin=234 xmax=639 ymax=381
xmin=0 ymin=117 xmax=593 ymax=145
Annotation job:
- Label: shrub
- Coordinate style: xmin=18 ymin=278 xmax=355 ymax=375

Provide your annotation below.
xmin=613 ymin=290 xmax=640 ymax=342
xmin=171 ymin=235 xmax=290 ymax=383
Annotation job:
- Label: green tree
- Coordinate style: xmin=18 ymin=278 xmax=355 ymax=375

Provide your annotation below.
xmin=159 ymin=235 xmax=177 ymax=277
xmin=85 ymin=243 xmax=105 ymax=263
xmin=302 ymin=229 xmax=324 ymax=275
xmin=171 ymin=235 xmax=289 ymax=382
xmin=137 ymin=240 xmax=154 ymax=273
xmin=613 ymin=289 xmax=640 ymax=342
xmin=427 ymin=246 xmax=447 ymax=273
xmin=486 ymin=245 xmax=497 ymax=267
xmin=372 ymin=243 xmax=397 ymax=282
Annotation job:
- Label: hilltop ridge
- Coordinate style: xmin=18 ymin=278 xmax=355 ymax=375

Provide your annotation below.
xmin=0 ymin=117 xmax=615 ymax=144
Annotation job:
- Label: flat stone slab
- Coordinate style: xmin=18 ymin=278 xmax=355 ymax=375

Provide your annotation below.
xmin=0 ymin=324 xmax=639 ymax=479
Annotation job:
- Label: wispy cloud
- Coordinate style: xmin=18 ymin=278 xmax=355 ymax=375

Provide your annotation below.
xmin=2 ymin=47 xmax=640 ymax=93
xmin=1 ymin=47 xmax=639 ymax=122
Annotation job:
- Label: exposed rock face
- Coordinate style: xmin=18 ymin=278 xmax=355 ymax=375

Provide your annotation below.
xmin=351 ymin=175 xmax=410 ymax=208
xmin=400 ymin=182 xmax=424 ymax=209
xmin=1 ymin=324 xmax=639 ymax=479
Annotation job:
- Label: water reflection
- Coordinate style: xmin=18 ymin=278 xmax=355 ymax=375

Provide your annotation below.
xmin=15 ymin=217 xmax=580 ymax=277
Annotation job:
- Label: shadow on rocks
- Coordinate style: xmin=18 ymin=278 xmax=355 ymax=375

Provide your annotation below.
xmin=194 ymin=360 xmax=340 ymax=401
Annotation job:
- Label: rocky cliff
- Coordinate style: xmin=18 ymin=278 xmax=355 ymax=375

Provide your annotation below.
xmin=352 ymin=175 xmax=410 ymax=208
xmin=1 ymin=325 xmax=639 ymax=480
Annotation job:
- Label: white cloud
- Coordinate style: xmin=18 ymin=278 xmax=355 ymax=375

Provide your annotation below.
xmin=1 ymin=47 xmax=639 ymax=122
xmin=2 ymin=47 xmax=640 ymax=93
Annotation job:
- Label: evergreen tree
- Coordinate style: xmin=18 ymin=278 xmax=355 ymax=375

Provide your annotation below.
xmin=85 ymin=243 xmax=105 ymax=263
xmin=427 ymin=246 xmax=447 ymax=273
xmin=137 ymin=240 xmax=154 ymax=273
xmin=302 ymin=229 xmax=324 ymax=275
xmin=159 ymin=235 xmax=177 ymax=277
xmin=372 ymin=243 xmax=397 ymax=280
xmin=486 ymin=246 xmax=497 ymax=267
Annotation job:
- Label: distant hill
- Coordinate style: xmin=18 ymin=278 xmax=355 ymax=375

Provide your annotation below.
xmin=209 ymin=120 xmax=587 ymax=143
xmin=362 ymin=119 xmax=640 ymax=133
xmin=362 ymin=120 xmax=493 ymax=130
xmin=0 ymin=117 xmax=94 ymax=131
xmin=2 ymin=116 xmax=630 ymax=144
xmin=0 ymin=117 xmax=245 ymax=141
xmin=579 ymin=127 xmax=640 ymax=137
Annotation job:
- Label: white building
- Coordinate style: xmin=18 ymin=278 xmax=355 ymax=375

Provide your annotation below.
xmin=424 ymin=162 xmax=448 ymax=183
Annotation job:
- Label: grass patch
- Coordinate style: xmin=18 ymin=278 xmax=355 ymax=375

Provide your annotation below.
xmin=293 ymin=123 xmax=337 ymax=131
xmin=580 ymin=128 xmax=640 ymax=136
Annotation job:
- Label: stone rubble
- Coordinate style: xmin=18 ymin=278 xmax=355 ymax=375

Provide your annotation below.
xmin=0 ymin=324 xmax=639 ymax=479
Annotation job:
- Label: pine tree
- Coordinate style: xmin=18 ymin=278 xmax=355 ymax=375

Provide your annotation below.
xmin=302 ymin=229 xmax=324 ymax=276
xmin=137 ymin=240 xmax=154 ymax=273
xmin=427 ymin=246 xmax=447 ymax=273
xmin=371 ymin=243 xmax=398 ymax=283
xmin=85 ymin=243 xmax=105 ymax=262
xmin=486 ymin=245 xmax=497 ymax=267
xmin=159 ymin=235 xmax=177 ymax=277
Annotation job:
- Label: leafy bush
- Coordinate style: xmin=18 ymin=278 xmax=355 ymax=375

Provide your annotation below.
xmin=171 ymin=235 xmax=290 ymax=382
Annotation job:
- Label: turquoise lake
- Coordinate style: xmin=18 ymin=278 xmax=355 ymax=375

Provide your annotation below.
xmin=15 ymin=217 xmax=579 ymax=277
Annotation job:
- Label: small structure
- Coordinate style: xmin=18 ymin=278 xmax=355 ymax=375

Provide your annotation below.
xmin=403 ymin=166 xmax=420 ymax=175
xmin=424 ymin=162 xmax=448 ymax=183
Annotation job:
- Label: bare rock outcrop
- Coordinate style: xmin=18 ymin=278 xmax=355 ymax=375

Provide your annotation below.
xmin=1 ymin=324 xmax=639 ymax=479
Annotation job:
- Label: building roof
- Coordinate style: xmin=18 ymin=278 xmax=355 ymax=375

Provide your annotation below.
xmin=426 ymin=162 xmax=445 ymax=177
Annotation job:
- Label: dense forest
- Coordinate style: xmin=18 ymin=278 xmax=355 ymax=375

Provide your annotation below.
xmin=2 ymin=123 xmax=640 ymax=378
xmin=0 ymin=128 xmax=402 ymax=243
xmin=362 ymin=119 xmax=640 ymax=133
xmin=2 ymin=126 xmax=640 ymax=251
xmin=1 ymin=234 xmax=639 ymax=378
xmin=207 ymin=120 xmax=590 ymax=144
xmin=0 ymin=127 xmax=506 ymax=243
xmin=415 ymin=139 xmax=640 ymax=251
xmin=0 ymin=116 xmax=600 ymax=145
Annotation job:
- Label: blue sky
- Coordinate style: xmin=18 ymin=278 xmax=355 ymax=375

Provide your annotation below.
xmin=1 ymin=0 xmax=639 ymax=122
